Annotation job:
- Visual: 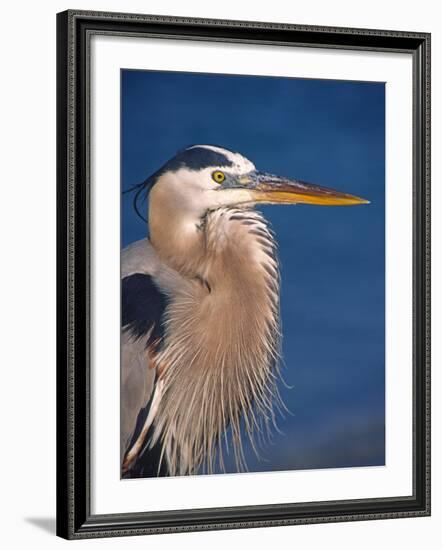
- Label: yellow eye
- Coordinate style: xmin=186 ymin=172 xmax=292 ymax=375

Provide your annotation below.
xmin=212 ymin=170 xmax=226 ymax=184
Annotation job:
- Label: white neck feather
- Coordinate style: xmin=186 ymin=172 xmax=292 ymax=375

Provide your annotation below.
xmin=149 ymin=207 xmax=283 ymax=475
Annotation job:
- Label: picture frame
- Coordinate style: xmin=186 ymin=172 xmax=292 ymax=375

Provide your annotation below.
xmin=56 ymin=9 xmax=431 ymax=539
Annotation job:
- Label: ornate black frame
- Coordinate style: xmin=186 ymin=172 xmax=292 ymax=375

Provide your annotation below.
xmin=56 ymin=9 xmax=431 ymax=539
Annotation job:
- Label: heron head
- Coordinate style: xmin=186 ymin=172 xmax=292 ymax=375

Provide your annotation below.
xmin=133 ymin=145 xmax=368 ymax=221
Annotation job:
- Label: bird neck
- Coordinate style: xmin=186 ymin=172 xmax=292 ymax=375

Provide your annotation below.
xmin=148 ymin=192 xmax=207 ymax=279
xmin=150 ymin=207 xmax=284 ymax=475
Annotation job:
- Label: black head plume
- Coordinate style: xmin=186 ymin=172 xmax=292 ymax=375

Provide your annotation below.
xmin=123 ymin=176 xmax=156 ymax=223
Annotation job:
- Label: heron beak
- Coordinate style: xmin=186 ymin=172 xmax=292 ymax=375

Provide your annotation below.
xmin=239 ymin=171 xmax=369 ymax=206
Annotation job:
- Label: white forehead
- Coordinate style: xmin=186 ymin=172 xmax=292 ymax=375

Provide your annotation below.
xmin=187 ymin=144 xmax=255 ymax=175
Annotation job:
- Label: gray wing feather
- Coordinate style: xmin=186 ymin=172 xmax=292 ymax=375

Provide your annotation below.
xmin=120 ymin=238 xmax=190 ymax=468
xmin=121 ymin=331 xmax=155 ymax=460
xmin=120 ymin=239 xmax=163 ymax=462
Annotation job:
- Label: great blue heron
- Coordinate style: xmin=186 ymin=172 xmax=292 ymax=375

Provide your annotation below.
xmin=121 ymin=144 xmax=368 ymax=478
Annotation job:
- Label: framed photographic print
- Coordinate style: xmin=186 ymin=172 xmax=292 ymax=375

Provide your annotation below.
xmin=56 ymin=10 xmax=431 ymax=539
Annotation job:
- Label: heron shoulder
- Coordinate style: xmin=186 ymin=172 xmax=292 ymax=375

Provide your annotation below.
xmin=122 ymin=238 xmax=160 ymax=278
xmin=122 ymin=238 xmax=190 ymax=295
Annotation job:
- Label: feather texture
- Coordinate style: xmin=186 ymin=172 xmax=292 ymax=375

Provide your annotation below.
xmin=147 ymin=208 xmax=283 ymax=475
